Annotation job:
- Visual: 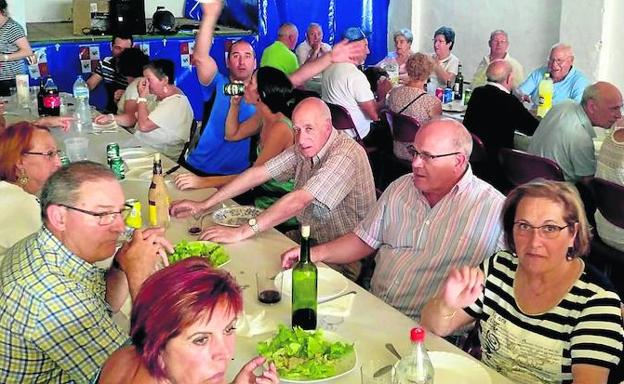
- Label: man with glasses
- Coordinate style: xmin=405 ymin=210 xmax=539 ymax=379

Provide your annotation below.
xmin=281 ymin=118 xmax=505 ymax=320
xmin=0 ymin=161 xmax=172 ymax=382
xmin=528 ymin=81 xmax=623 ymax=183
xmin=471 ymin=29 xmax=524 ymax=89
xmin=518 ymin=43 xmax=589 ymax=105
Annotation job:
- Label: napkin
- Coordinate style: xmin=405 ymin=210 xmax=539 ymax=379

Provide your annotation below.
xmin=236 ymin=310 xmax=278 ymax=337
xmin=318 ymin=293 xmax=355 ymax=317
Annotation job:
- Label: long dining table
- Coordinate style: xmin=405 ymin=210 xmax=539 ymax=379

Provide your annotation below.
xmin=8 ymin=97 xmax=514 ymax=384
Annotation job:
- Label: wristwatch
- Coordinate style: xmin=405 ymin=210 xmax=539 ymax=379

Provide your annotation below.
xmin=248 ymin=218 xmax=260 ymax=234
xmin=136 ymin=97 xmax=148 ymax=104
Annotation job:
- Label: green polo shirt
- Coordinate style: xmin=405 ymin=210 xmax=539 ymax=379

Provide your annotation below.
xmin=260 ymin=40 xmax=299 ymax=75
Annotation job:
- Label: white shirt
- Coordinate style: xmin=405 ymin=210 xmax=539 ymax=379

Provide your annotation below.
xmin=134 ymin=93 xmax=194 ymax=160
xmin=0 ymin=181 xmax=41 ymax=256
xmin=429 ymin=52 xmax=460 ymax=91
xmin=117 ymin=77 xmax=157 ymax=114
xmin=295 ymin=40 xmax=332 ymax=65
xmin=321 ymin=63 xmax=374 ymax=139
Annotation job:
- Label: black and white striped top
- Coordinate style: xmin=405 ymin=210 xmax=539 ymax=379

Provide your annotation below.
xmin=0 ymin=18 xmax=26 ymax=81
xmin=465 ymin=251 xmax=623 ymax=384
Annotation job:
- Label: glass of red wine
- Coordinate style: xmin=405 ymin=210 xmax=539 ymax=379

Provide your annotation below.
xmin=187 ymin=211 xmax=208 ymax=236
xmin=256 ymin=271 xmax=282 ymax=304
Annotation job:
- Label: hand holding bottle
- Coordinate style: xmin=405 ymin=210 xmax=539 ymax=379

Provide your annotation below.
xmin=439 ymin=266 xmax=484 ymax=311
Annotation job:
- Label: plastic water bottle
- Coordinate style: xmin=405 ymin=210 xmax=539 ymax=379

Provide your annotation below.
xmin=74 ymin=97 xmax=93 ymax=132
xmin=393 ymin=328 xmax=434 ymax=384
xmin=72 ymin=75 xmax=89 ymax=102
xmin=537 ymin=72 xmax=553 ymax=118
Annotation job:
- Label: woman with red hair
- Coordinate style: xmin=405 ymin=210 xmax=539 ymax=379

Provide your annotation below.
xmin=98 ymin=257 xmax=279 ymax=384
xmin=0 ymin=121 xmax=61 ymax=254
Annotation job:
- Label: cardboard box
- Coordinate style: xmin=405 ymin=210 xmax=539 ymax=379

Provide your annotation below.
xmin=72 ymin=0 xmax=109 ymax=36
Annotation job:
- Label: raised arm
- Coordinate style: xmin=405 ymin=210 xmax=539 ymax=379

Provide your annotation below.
xmin=289 ymin=39 xmax=366 ymax=88
xmin=225 ymin=97 xmax=262 ymax=141
xmin=195 ymin=1 xmax=222 ymax=85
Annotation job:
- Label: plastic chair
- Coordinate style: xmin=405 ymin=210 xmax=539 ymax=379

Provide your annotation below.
xmin=383 ymin=110 xmax=419 ymax=182
xmin=326 ymin=102 xmax=363 ymax=142
xmin=498 ymin=148 xmax=565 ymax=187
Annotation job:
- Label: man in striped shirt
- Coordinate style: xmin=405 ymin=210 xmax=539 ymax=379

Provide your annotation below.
xmin=282 ymin=118 xmax=506 ymax=319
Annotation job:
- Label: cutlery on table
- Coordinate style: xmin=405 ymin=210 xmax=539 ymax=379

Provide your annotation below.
xmin=372 ymin=343 xmax=402 ymax=378
xmin=385 ymin=343 xmax=402 ymax=360
xmin=164 ymin=165 xmax=181 ymax=176
xmin=318 ymin=290 xmax=357 ymax=304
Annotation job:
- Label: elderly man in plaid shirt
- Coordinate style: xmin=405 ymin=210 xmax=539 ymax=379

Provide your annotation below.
xmin=171 ymin=97 xmax=376 ymax=281
xmin=0 ymin=161 xmax=171 ymax=383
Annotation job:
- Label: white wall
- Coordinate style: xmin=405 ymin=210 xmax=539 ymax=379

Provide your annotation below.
xmin=7 ymin=0 xmax=26 ymax=31
xmin=24 ymin=0 xmax=186 ymax=23
xmin=599 ymin=0 xmax=624 ymax=91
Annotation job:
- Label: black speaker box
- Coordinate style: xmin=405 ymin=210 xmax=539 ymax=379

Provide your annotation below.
xmin=109 ymin=0 xmax=147 ymax=35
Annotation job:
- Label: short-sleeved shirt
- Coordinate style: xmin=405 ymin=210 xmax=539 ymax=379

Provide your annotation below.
xmin=471 ymin=53 xmax=525 ymax=89
xmin=355 ymin=169 xmax=505 ymax=319
xmin=0 ymin=228 xmax=128 ymax=383
xmin=465 ymin=251 xmax=624 ymax=384
xmin=186 ymin=72 xmax=255 ymax=175
xmin=295 ymin=40 xmax=332 ymax=65
xmin=595 ymin=127 xmax=624 ymax=251
xmin=0 ymin=181 xmax=40 ymax=256
xmin=527 ymin=101 xmax=597 ymax=182
xmin=0 ymin=18 xmax=27 ymax=81
xmin=260 ymin=41 xmax=299 ymax=75
xmin=321 ymin=63 xmax=375 ymax=139
xmin=116 ymin=77 xmax=157 ymax=115
xmin=93 ymin=56 xmax=128 ymax=113
xmin=265 ymin=129 xmax=376 ymax=279
xmin=134 ymin=92 xmax=194 ymax=160
xmin=428 ymin=52 xmax=460 ymax=91
xmin=518 ymin=66 xmax=590 ymax=105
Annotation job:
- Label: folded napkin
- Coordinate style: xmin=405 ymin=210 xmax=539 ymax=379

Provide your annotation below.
xmin=236 ymin=310 xmax=278 ymax=338
xmin=318 ymin=292 xmax=355 ymax=317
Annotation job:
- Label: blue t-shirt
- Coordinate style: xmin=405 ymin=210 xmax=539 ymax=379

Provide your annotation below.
xmin=518 ymin=66 xmax=590 ymax=105
xmin=186 ymin=72 xmax=256 ymax=175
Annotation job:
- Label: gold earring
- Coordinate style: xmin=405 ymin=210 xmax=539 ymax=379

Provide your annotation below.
xmin=17 ymin=169 xmax=29 ymax=186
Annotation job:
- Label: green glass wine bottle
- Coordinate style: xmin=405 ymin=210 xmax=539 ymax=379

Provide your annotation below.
xmin=291 ymin=225 xmax=317 ymax=330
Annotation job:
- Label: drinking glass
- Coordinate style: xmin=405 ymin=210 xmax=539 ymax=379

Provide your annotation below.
xmin=256 ymin=271 xmax=282 ymax=304
xmin=64 ymin=137 xmax=89 ymax=162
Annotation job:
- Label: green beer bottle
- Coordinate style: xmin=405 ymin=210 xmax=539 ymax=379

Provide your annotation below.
xmin=291 ymin=225 xmax=317 ymax=330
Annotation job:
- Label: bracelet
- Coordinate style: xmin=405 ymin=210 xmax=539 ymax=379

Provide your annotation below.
xmin=436 ymin=298 xmax=457 ymax=320
xmin=136 ymin=97 xmax=147 ymax=104
xmin=2 ymin=54 xmax=8 ymax=62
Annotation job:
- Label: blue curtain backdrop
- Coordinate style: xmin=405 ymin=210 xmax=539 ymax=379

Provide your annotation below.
xmin=185 ymin=0 xmax=389 ymax=65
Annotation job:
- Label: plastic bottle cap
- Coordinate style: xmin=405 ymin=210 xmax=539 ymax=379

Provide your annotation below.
xmin=301 ymin=225 xmax=310 ymax=238
xmin=410 ymin=327 xmax=425 ymax=342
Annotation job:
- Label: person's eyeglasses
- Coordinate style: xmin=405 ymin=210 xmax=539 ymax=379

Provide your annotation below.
xmin=513 ymin=221 xmax=573 ymax=239
xmin=23 ymin=149 xmax=62 ymax=161
xmin=548 ymin=57 xmax=570 ymax=66
xmin=58 ymin=203 xmax=132 ymax=226
xmin=407 ymin=145 xmax=460 ymax=162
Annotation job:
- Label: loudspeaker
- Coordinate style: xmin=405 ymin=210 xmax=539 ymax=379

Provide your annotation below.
xmin=109 ymin=0 xmax=146 ymax=35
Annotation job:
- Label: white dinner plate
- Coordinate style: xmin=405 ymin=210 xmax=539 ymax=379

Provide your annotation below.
xmin=93 ymin=121 xmax=118 ymax=131
xmin=263 ymin=330 xmax=357 ymax=383
xmin=428 ymin=351 xmax=491 ymax=384
xmin=212 ymin=206 xmax=262 ymax=227
xmin=119 ymin=147 xmax=154 ymax=160
xmin=442 ymin=101 xmax=467 ymax=112
xmin=124 ymin=166 xmax=153 ymax=181
xmin=279 ymin=266 xmax=349 ymax=301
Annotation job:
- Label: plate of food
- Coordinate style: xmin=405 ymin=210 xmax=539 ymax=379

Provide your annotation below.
xmin=167 ymin=240 xmax=230 ymax=267
xmin=257 ymin=325 xmax=357 ymax=383
xmin=279 ymin=266 xmax=348 ymax=302
xmin=427 ymin=351 xmax=491 ymax=384
xmin=212 ymin=205 xmax=262 ymax=227
xmin=442 ymin=101 xmax=467 ymax=113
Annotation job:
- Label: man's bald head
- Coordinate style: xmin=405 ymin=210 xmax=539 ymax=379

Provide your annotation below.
xmin=417 ymin=118 xmax=473 ymax=158
xmin=292 ymin=98 xmax=333 ymax=158
xmin=582 ymin=81 xmax=623 ymax=128
xmin=486 ymin=60 xmax=513 ymax=89
xmin=278 ymin=22 xmax=299 ymax=49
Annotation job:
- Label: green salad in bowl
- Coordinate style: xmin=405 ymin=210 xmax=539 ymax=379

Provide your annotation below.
xmin=168 ymin=240 xmax=230 ymax=267
xmin=257 ymin=325 xmax=356 ymax=382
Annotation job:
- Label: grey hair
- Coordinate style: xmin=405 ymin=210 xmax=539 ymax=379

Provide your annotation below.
xmin=550 ymin=43 xmax=574 ymax=58
xmin=489 ymin=29 xmax=508 ymax=42
xmin=40 ymin=161 xmax=117 ymax=221
xmin=453 ymin=124 xmax=474 ymax=158
xmin=307 ymin=22 xmax=322 ymax=35
xmin=393 ymin=28 xmax=413 ymax=44
xmin=278 ymin=22 xmax=298 ymax=37
xmin=581 ymin=82 xmax=601 ymax=107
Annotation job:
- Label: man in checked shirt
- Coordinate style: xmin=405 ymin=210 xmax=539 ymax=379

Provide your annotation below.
xmin=171 ymin=97 xmax=376 ymax=281
xmin=282 ymin=118 xmax=506 ymax=320
xmin=0 ymin=161 xmax=172 ymax=382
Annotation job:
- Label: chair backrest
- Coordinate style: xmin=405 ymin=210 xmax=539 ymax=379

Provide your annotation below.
xmin=470 ymin=132 xmax=487 ymax=163
xmin=177 ymin=119 xmax=199 ymax=164
xmin=593 ymin=177 xmax=624 ymax=229
xmin=498 ymin=148 xmax=565 ymax=187
xmin=384 ymin=110 xmax=420 ymax=143
xmin=326 ymin=102 xmax=362 ymax=141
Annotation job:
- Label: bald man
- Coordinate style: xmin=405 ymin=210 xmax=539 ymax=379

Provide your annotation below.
xmin=463 ymin=60 xmax=538 ymax=189
xmin=171 ymin=98 xmax=376 ymax=281
xmin=281 ymin=118 xmax=505 ymax=320
xmin=518 ymin=43 xmax=590 ymax=105
xmin=528 ymin=81 xmax=623 ymax=183
xmin=261 ymin=22 xmax=300 ymax=75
